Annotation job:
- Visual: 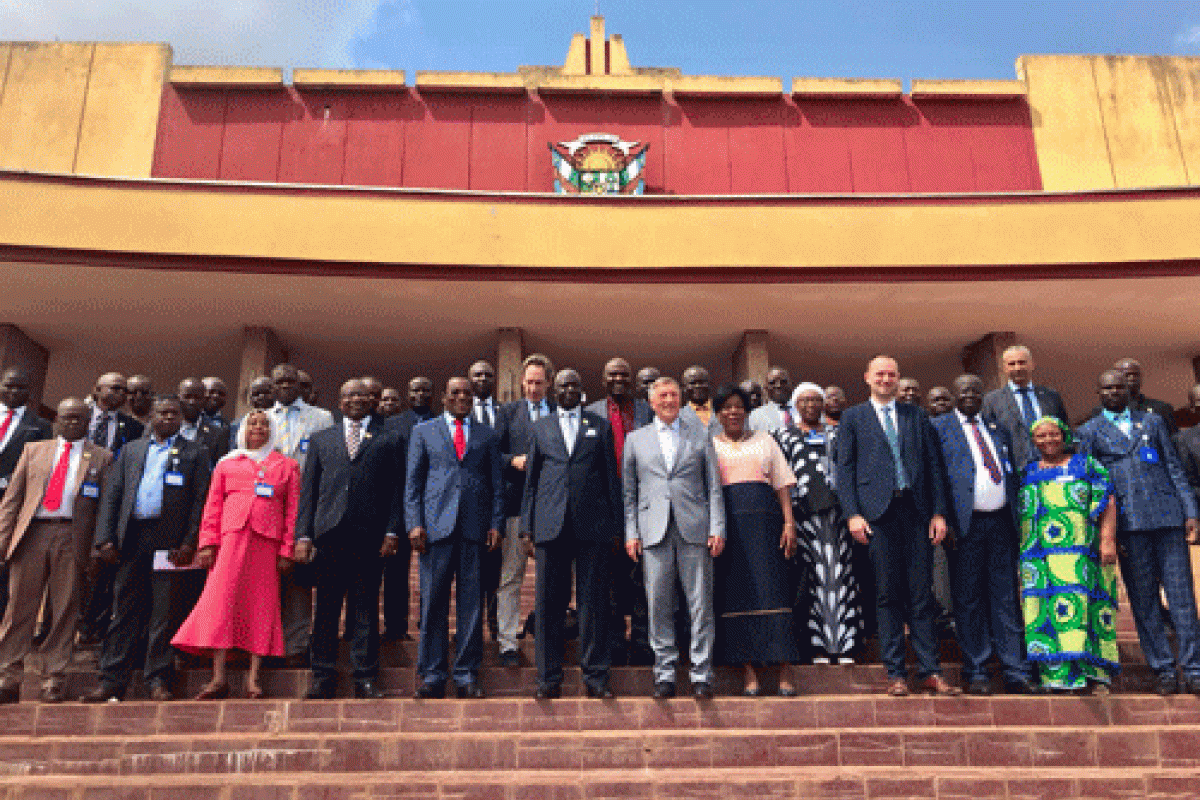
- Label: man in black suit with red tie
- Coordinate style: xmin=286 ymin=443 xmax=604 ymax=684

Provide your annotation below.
xmin=522 ymin=369 xmax=622 ymax=698
xmin=0 ymin=368 xmax=52 ymax=620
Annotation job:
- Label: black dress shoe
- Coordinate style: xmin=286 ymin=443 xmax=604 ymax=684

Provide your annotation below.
xmin=692 ymin=681 xmax=714 ymax=700
xmin=39 ymin=684 xmax=66 ymax=703
xmin=585 ymin=682 xmax=615 ymax=700
xmin=966 ymin=678 xmax=992 ymax=696
xmin=413 ymin=682 xmax=445 ymax=700
xmin=653 ymin=681 xmax=676 ymax=699
xmin=30 ymin=625 xmax=49 ymax=647
xmin=456 ymin=682 xmax=485 ymax=699
xmin=1157 ymin=673 xmax=1180 ymax=696
xmin=304 ymin=681 xmax=337 ymax=700
xmin=354 ymin=680 xmax=385 ymax=700
xmin=0 ymin=683 xmax=19 ymax=704
xmin=535 ymin=683 xmax=562 ymax=699
xmin=498 ymin=649 xmax=521 ymax=668
xmin=82 ymin=686 xmax=123 ymax=703
xmin=1004 ymin=679 xmax=1044 ymax=695
xmin=147 ymin=679 xmax=173 ymax=702
xmin=1186 ymin=675 xmax=1200 ymax=696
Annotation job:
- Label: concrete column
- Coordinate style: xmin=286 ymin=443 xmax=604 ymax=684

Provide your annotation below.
xmin=732 ymin=330 xmax=770 ymax=389
xmin=496 ymin=328 xmax=524 ymax=404
xmin=0 ymin=324 xmax=48 ymax=411
xmin=235 ymin=326 xmax=288 ymax=419
xmin=961 ymin=331 xmax=1017 ymax=393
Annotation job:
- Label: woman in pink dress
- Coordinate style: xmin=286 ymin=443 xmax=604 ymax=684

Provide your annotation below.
xmin=172 ymin=410 xmax=300 ymax=699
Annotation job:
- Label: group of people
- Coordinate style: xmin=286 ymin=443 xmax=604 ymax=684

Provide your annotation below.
xmin=0 ymin=343 xmax=1196 ymax=703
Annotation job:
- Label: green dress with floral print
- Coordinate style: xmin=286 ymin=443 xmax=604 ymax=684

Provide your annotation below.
xmin=1018 ymin=453 xmax=1120 ymax=689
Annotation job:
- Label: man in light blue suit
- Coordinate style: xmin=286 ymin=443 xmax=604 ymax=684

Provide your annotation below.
xmin=405 ymin=377 xmax=504 ymax=699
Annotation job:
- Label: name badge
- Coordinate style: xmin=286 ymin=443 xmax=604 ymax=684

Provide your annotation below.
xmin=1003 ymin=460 xmax=1013 ymax=474
xmin=165 ymin=472 xmax=184 ymax=487
xmin=255 ymin=483 xmax=274 ymax=498
xmin=805 ymin=433 xmax=826 ymax=445
xmin=0 ymin=477 xmax=7 ymax=490
xmin=299 ymin=438 xmax=309 ymax=454
xmin=81 ymin=482 xmax=100 ymax=499
xmin=1055 ymin=473 xmax=1074 ymax=483
xmin=1139 ymin=446 xmax=1160 ymax=465
xmin=585 ymin=429 xmax=598 ymax=438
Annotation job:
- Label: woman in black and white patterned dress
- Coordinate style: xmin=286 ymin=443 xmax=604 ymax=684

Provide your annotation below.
xmin=774 ymin=383 xmax=863 ymax=663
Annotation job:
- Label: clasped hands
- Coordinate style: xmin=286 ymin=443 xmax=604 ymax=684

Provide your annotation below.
xmin=848 ymin=514 xmax=948 ymax=546
xmin=407 ymin=526 xmax=502 ymax=556
xmin=624 ymin=535 xmax=725 ymax=562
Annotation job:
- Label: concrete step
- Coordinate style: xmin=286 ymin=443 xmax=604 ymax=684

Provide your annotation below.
xmin=0 ymin=767 xmax=1198 ymax=799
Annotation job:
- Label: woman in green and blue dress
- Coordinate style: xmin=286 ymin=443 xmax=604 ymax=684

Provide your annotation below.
xmin=1018 ymin=416 xmax=1120 ymax=693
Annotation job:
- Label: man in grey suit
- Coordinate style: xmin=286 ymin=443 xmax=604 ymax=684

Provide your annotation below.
xmin=622 ymin=377 xmax=726 ymax=699
xmin=980 ymin=345 xmax=1069 ymax=470
xmin=748 ymin=366 xmax=794 ymax=433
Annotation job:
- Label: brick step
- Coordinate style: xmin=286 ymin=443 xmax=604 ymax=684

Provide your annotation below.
xmin=2 ymin=724 xmax=1200 ymax=775
xmin=27 ymin=660 xmax=1169 ymax=702
xmin=4 ymin=695 xmax=1199 ymax=738
xmin=0 ymin=767 xmax=1198 ymax=799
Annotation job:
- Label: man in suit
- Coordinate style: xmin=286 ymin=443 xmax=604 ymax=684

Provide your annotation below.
xmin=379 ymin=388 xmax=403 ymax=418
xmin=1077 ymin=369 xmax=1200 ymax=695
xmin=0 ymin=399 xmax=111 ymax=702
xmin=522 ymin=369 xmax=622 ymax=698
xmin=78 ymin=372 xmax=146 ymax=647
xmin=387 ymin=377 xmax=437 ymax=440
xmin=623 ymin=376 xmax=726 ymax=699
xmin=229 ymin=376 xmax=275 ymax=448
xmin=897 ymin=378 xmax=921 ymax=406
xmin=926 ymin=387 xmax=954 ymax=418
xmin=635 ymin=367 xmax=660 ymax=402
xmin=84 ymin=395 xmax=212 ymax=702
xmin=748 ymin=366 xmax=794 ymax=433
xmin=298 ymin=379 xmax=404 ymax=700
xmin=177 ymin=378 xmax=230 ymax=464
xmin=0 ymin=368 xmax=53 ymax=618
xmin=361 ymin=376 xmax=384 ymax=414
xmin=127 ymin=375 xmax=154 ymax=428
xmin=297 ymin=370 xmax=318 ymax=407
xmin=406 ymin=377 xmax=503 ymax=698
xmin=1086 ymin=358 xmax=1179 ymax=436
xmin=468 ymin=360 xmax=503 ymax=641
xmin=495 ymin=354 xmax=555 ymax=667
xmin=979 ymin=345 xmax=1069 ymax=471
xmin=824 ymin=386 xmax=847 ymax=426
xmin=835 ymin=355 xmax=957 ymax=696
xmin=201 ymin=377 xmax=229 ymax=427
xmin=932 ymin=375 xmax=1036 ymax=695
xmin=679 ymin=366 xmax=722 ymax=439
xmin=587 ymin=357 xmax=654 ymax=665
xmin=1174 ymin=384 xmax=1200 ymax=612
xmin=269 ymin=363 xmax=334 ymax=665
xmin=739 ymin=380 xmax=764 ymax=411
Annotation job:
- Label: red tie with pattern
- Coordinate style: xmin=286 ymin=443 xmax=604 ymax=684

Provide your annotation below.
xmin=454 ymin=419 xmax=466 ymax=460
xmin=0 ymin=410 xmax=13 ymax=442
xmin=42 ymin=442 xmax=73 ymax=512
xmin=968 ymin=420 xmax=1003 ymax=484
xmin=782 ymin=406 xmax=793 ymax=428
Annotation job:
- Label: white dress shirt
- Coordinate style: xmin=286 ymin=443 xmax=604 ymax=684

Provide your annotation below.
xmin=869 ymin=398 xmax=899 ymax=434
xmin=343 ymin=415 xmax=371 ymax=455
xmin=36 ymin=437 xmax=84 ymax=519
xmin=955 ymin=410 xmax=1007 ymax=511
xmin=655 ymin=417 xmax=681 ymax=472
xmin=89 ymin=405 xmax=118 ymax=447
xmin=474 ymin=396 xmax=497 ymax=426
xmin=444 ymin=412 xmax=470 ymax=440
xmin=558 ymin=407 xmax=580 ymax=454
xmin=0 ymin=404 xmax=26 ymax=451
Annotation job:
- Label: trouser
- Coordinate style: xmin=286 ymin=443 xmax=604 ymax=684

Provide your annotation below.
xmin=609 ymin=544 xmax=650 ymax=659
xmin=0 ymin=520 xmax=89 ymax=688
xmin=535 ymin=526 xmax=611 ymax=689
xmin=932 ymin=544 xmax=953 ymax=615
xmin=1117 ymin=526 xmax=1200 ymax=677
xmin=869 ymin=492 xmax=940 ymax=680
xmin=78 ymin=559 xmax=115 ymax=641
xmin=417 ymin=532 xmax=484 ymax=687
xmin=98 ymin=521 xmax=202 ymax=692
xmin=381 ymin=535 xmax=412 ymax=637
xmin=948 ymin=508 xmax=1029 ymax=683
xmin=641 ymin=515 xmax=714 ymax=685
xmin=310 ymin=542 xmax=384 ymax=685
xmin=496 ymin=517 xmax=529 ymax=652
xmin=280 ymin=571 xmax=312 ymax=657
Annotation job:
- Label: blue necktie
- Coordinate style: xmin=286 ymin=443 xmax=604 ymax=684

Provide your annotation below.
xmin=1018 ymin=386 xmax=1037 ymax=426
xmin=881 ymin=406 xmax=908 ymax=490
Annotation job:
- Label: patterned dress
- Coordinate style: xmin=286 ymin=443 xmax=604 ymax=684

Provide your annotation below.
xmin=775 ymin=425 xmax=863 ymax=658
xmin=1018 ymin=454 xmax=1120 ymax=689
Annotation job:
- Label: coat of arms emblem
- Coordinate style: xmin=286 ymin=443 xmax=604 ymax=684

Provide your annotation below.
xmin=549 ymin=133 xmax=649 ymax=195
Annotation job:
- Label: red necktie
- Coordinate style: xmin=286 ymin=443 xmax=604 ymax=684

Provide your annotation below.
xmin=42 ymin=442 xmax=74 ymax=512
xmin=782 ymin=406 xmax=794 ymax=428
xmin=968 ymin=420 xmax=1003 ymax=484
xmin=454 ymin=419 xmax=466 ymax=460
xmin=0 ymin=410 xmax=13 ymax=442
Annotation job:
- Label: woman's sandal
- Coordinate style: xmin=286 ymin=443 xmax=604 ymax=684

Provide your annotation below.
xmin=195 ymin=681 xmax=230 ymax=700
xmin=245 ymin=685 xmax=265 ymax=700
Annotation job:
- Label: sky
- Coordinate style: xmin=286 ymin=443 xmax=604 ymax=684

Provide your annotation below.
xmin=2 ymin=0 xmax=1199 ymax=83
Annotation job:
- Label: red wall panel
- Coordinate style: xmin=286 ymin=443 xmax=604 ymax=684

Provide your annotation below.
xmin=469 ymin=95 xmax=527 ymax=191
xmin=278 ymin=93 xmax=349 ymax=186
xmin=219 ymin=90 xmax=291 ymax=182
xmin=403 ymin=94 xmax=471 ymax=190
xmin=726 ymin=100 xmax=787 ymax=194
xmin=785 ymin=102 xmax=853 ymax=193
xmin=666 ymin=99 xmax=733 ymax=195
xmin=342 ymin=92 xmax=410 ymax=187
xmin=152 ymin=86 xmax=226 ymax=180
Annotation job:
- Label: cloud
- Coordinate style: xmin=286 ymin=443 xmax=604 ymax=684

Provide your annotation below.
xmin=0 ymin=0 xmax=405 ymax=69
xmin=1176 ymin=24 xmax=1200 ymax=49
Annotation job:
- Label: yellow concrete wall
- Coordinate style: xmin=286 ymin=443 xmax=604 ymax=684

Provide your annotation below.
xmin=1020 ymin=54 xmax=1200 ymax=191
xmin=0 ymin=41 xmax=168 ymax=178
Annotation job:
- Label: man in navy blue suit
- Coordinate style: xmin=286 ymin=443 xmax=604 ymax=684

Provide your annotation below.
xmin=932 ymin=374 xmax=1036 ymax=695
xmin=1077 ymin=369 xmax=1200 ymax=696
xmin=835 ymin=355 xmax=957 ymax=696
xmin=406 ymin=377 xmax=504 ymax=699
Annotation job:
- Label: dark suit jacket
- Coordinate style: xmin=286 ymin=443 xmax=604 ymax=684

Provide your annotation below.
xmin=1086 ymin=396 xmax=1178 ymax=436
xmin=1077 ymin=409 xmax=1197 ymax=532
xmin=980 ymin=383 xmax=1069 ymax=469
xmin=0 ymin=409 xmax=52 ymax=491
xmin=1174 ymin=426 xmax=1200 ymax=508
xmin=101 ymin=411 xmax=144 ymax=455
xmin=95 ymin=435 xmax=212 ymax=554
xmin=834 ymin=400 xmax=948 ymax=523
xmin=519 ymin=410 xmax=622 ymax=545
xmin=404 ymin=416 xmax=504 ymax=544
xmin=584 ymin=397 xmax=654 ymax=433
xmin=386 ymin=408 xmax=437 ymax=441
xmin=498 ymin=399 xmax=557 ymax=519
xmin=163 ymin=418 xmax=230 ymax=465
xmin=931 ymin=413 xmax=1020 ymax=536
xmin=296 ymin=416 xmax=405 ymax=552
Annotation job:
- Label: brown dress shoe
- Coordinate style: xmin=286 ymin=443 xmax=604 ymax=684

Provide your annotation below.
xmin=886 ymin=678 xmax=909 ymax=697
xmin=920 ymin=675 xmax=962 ymax=696
xmin=148 ymin=680 xmax=173 ymax=702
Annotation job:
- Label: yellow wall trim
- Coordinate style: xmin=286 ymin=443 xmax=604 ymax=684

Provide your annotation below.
xmin=292 ymin=68 xmax=406 ymax=90
xmin=792 ymin=77 xmax=903 ymax=98
xmin=169 ymin=65 xmax=283 ymax=86
xmin=910 ymin=79 xmax=1025 ymax=99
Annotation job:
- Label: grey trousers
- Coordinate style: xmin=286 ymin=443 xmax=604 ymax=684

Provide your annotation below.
xmin=280 ymin=572 xmax=312 ymax=657
xmin=641 ymin=517 xmax=714 ymax=685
